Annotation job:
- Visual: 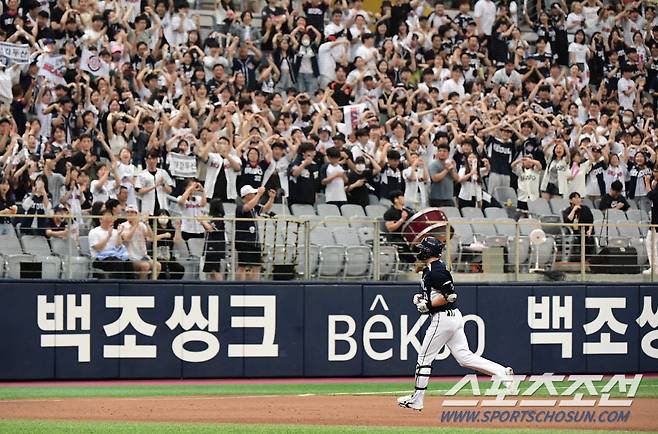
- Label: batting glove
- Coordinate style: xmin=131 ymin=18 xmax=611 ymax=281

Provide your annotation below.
xmin=415 ymin=298 xmax=430 ymax=313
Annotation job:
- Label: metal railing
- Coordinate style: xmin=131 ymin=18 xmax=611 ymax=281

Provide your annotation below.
xmin=0 ymin=213 xmax=655 ymax=282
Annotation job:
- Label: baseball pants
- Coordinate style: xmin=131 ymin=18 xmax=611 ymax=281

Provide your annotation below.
xmin=413 ymin=309 xmax=507 ymax=401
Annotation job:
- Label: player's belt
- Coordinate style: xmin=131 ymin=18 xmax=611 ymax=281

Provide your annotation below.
xmin=437 ymin=309 xmax=455 ymax=316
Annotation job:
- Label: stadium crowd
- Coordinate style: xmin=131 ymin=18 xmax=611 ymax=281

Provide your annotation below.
xmin=0 ymin=0 xmax=657 ymax=280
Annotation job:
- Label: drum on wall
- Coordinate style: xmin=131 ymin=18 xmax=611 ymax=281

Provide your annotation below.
xmin=401 ymin=208 xmax=453 ymax=246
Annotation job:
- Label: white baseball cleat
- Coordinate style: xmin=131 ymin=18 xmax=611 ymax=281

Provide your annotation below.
xmin=397 ymin=394 xmax=424 ymax=411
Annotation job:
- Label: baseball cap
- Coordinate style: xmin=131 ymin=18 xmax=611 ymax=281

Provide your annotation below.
xmin=125 ymin=204 xmax=139 ymax=213
xmin=240 ymin=185 xmax=258 ymax=197
xmin=333 ymin=132 xmax=346 ymax=142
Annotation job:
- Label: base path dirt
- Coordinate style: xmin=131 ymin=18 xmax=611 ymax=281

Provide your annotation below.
xmin=0 ymin=396 xmax=656 ymax=431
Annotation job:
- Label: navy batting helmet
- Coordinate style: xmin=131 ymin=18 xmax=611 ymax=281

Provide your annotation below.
xmin=416 ymin=236 xmax=444 ymax=261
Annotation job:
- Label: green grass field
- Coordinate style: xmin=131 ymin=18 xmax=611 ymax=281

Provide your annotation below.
xmin=1 ymin=378 xmax=656 ymax=433
xmin=1 ymin=378 xmax=656 ymax=400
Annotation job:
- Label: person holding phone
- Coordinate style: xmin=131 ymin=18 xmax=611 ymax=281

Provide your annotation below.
xmin=177 ymin=178 xmax=208 ymax=240
xmin=235 ymin=185 xmax=276 ymax=281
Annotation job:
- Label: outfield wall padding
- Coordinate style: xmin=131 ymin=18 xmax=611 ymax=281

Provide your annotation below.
xmin=0 ymin=281 xmax=656 ymax=380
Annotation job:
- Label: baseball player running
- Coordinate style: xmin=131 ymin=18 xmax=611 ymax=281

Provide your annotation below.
xmin=397 ymin=236 xmax=513 ymax=411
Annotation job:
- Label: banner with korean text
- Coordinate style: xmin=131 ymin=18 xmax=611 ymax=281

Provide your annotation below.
xmin=0 ymin=42 xmax=30 ymax=66
xmin=0 ymin=282 xmax=656 ymax=379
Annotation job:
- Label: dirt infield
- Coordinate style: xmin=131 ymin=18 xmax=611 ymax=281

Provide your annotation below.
xmin=1 ymin=396 xmax=657 ymax=431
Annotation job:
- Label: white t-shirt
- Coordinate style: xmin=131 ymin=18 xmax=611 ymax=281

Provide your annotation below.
xmin=617 ymin=77 xmax=635 ymax=110
xmin=402 ymin=166 xmax=427 ymax=209
xmin=568 ymin=42 xmax=589 ymax=64
xmin=324 ymin=163 xmax=347 ymax=202
xmin=88 ymin=226 xmax=120 ymax=258
xmin=179 ymin=194 xmax=205 ymax=234
xmin=513 ymin=166 xmax=541 ymax=203
xmin=473 ymin=0 xmax=496 ymax=36
xmin=118 ymin=221 xmax=149 ymax=261
xmin=90 ymin=179 xmax=116 ymax=203
xmin=116 ymin=162 xmax=138 ymax=206
xmin=318 ymin=41 xmax=345 ymax=80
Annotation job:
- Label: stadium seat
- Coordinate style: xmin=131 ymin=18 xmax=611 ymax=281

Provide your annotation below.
xmin=495 ymin=218 xmax=517 ymax=237
xmin=582 ymin=198 xmax=595 ymax=209
xmin=332 ymin=227 xmax=361 ymax=247
xmin=21 ymin=235 xmax=62 ymax=279
xmin=298 ymin=244 xmax=320 ymax=277
xmin=449 ymin=218 xmax=475 ymax=245
xmin=461 ymin=207 xmax=485 ymax=220
xmin=527 ymin=198 xmax=553 ymax=217
xmin=439 ymin=207 xmax=462 ymax=219
xmin=378 ymin=245 xmax=399 ymax=280
xmin=604 ymin=209 xmax=627 ymax=223
xmin=172 ymin=240 xmax=200 ymax=280
xmin=379 ymin=198 xmax=393 ymax=207
xmin=78 ymin=236 xmax=92 ymax=256
xmin=310 ymin=227 xmax=335 ymax=245
xmin=21 ymin=235 xmax=52 ymax=256
xmin=340 ymin=204 xmax=366 ymax=218
xmin=470 ymin=218 xmax=496 ymax=237
xmin=4 ymin=254 xmax=36 ymax=279
xmin=291 ymin=204 xmax=316 ymax=216
xmin=270 ymin=203 xmax=289 ymax=216
xmin=316 ymin=203 xmax=341 ymax=217
xmin=187 ymin=237 xmax=206 ymax=258
xmin=626 ymin=209 xmax=645 ymax=223
xmin=318 ymin=245 xmax=345 ymax=277
xmin=357 ymin=226 xmax=375 ymax=244
xmin=518 ymin=218 xmax=541 ymax=236
xmin=549 ymin=198 xmax=569 ymax=215
xmin=484 ymin=207 xmax=508 ymax=219
xmin=493 ymin=187 xmax=518 ymax=209
xmin=591 ymin=209 xmax=604 ymax=223
xmin=344 ymin=246 xmax=371 ymax=279
xmin=365 ymin=205 xmax=387 ymax=219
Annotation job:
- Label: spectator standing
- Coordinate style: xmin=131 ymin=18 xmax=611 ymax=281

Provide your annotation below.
xmin=20 ymin=175 xmax=51 ymax=236
xmin=402 ymin=152 xmax=429 ymax=210
xmin=153 ymin=210 xmax=185 ymax=280
xmin=428 ymin=143 xmax=459 ymax=207
xmin=235 ymin=185 xmax=276 ymax=281
xmin=288 ymin=142 xmax=320 ymax=205
xmin=136 ymin=150 xmax=175 ymax=217
xmin=540 ymin=141 xmax=570 ymax=199
xmin=320 ymin=147 xmax=348 ymax=207
xmin=177 ymin=179 xmax=207 ymax=240
xmin=383 ymin=190 xmax=414 ymax=263
xmin=644 ymin=168 xmax=658 ymax=275
xmin=512 ymin=156 xmax=542 ymax=211
xmin=0 ymin=177 xmax=17 ymax=235
xmin=201 ymin=199 xmax=226 ymax=281
xmin=457 ymin=153 xmax=490 ymax=208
